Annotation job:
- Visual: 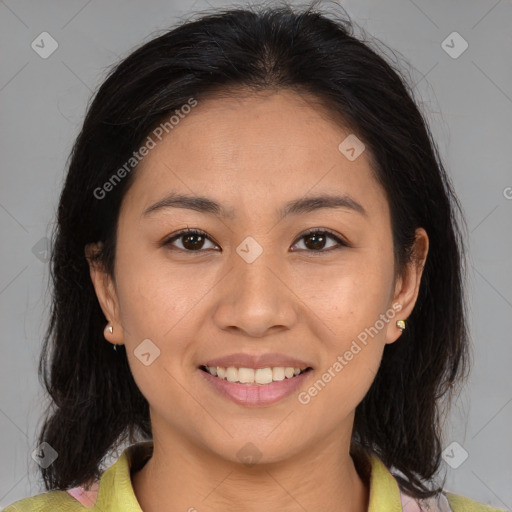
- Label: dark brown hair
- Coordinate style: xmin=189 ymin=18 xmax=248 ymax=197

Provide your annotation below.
xmin=37 ymin=0 xmax=470 ymax=501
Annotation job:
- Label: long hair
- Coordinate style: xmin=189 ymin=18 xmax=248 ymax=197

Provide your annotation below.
xmin=37 ymin=1 xmax=470 ymax=499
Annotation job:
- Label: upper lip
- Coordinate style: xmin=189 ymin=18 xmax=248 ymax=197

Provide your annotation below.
xmin=200 ymin=352 xmax=313 ymax=370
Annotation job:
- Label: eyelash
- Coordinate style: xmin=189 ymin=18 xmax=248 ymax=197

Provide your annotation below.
xmin=162 ymin=227 xmax=349 ymax=254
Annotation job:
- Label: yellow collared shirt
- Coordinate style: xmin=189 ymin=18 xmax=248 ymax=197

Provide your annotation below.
xmin=2 ymin=441 xmax=505 ymax=512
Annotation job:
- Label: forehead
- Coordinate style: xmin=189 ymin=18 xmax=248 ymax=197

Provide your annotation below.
xmin=121 ymin=89 xmax=387 ymax=222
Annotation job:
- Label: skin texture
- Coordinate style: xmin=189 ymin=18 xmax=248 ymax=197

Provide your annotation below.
xmin=86 ymin=89 xmax=429 ymax=512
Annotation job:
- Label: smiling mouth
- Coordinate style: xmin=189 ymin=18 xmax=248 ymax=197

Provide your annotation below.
xmin=198 ymin=365 xmax=313 ymax=385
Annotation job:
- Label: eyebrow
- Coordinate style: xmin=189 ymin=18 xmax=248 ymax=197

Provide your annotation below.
xmin=142 ymin=191 xmax=367 ymax=221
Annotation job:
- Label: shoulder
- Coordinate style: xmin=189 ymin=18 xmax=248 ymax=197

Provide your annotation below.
xmin=2 ymin=441 xmax=153 ymax=512
xmin=445 ymin=491 xmax=508 ymax=512
xmin=363 ymin=451 xmax=506 ymax=512
xmin=1 ymin=489 xmax=85 ymax=511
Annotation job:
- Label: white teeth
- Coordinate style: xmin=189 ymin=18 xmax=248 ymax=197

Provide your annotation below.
xmin=204 ymin=365 xmax=307 ymax=384
xmin=255 ymin=368 xmax=273 ymax=384
xmin=238 ymin=367 xmax=254 ymax=383
xmin=272 ymin=367 xmax=285 ymax=381
xmin=284 ymin=367 xmax=295 ymax=379
xmin=226 ymin=367 xmax=238 ymax=383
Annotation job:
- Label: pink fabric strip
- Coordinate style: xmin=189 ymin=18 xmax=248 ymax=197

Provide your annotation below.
xmin=66 ymin=481 xmax=100 ymax=508
xmin=399 ymin=488 xmax=454 ymax=512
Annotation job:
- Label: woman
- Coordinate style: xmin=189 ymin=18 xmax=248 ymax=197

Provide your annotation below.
xmin=3 ymin=3 xmax=505 ymax=511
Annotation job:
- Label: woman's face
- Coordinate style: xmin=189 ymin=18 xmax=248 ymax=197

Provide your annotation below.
xmin=88 ymin=89 xmax=428 ymax=464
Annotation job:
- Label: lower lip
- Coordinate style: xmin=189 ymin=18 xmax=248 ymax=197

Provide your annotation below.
xmin=198 ymin=368 xmax=313 ymax=406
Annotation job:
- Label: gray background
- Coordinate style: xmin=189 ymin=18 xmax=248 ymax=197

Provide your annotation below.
xmin=0 ymin=0 xmax=511 ymax=508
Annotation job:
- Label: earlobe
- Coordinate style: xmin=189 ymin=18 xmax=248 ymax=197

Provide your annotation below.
xmin=385 ymin=228 xmax=429 ymax=345
xmin=84 ymin=242 xmax=123 ymax=343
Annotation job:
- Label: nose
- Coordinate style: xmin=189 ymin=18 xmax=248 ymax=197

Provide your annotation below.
xmin=212 ymin=246 xmax=298 ymax=338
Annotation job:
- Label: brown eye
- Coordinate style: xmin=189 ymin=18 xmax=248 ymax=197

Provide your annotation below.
xmin=164 ymin=229 xmax=217 ymax=252
xmin=292 ymin=228 xmax=348 ymax=252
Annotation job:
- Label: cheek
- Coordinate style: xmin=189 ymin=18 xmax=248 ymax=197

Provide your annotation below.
xmin=298 ymin=253 xmax=393 ymax=334
xmin=114 ymin=236 xmax=201 ymax=338
xmin=298 ymin=271 xmax=392 ymax=423
xmin=115 ymin=262 xmax=199 ymax=415
xmin=113 ymin=244 xmax=214 ymax=387
xmin=298 ymin=256 xmax=393 ymax=408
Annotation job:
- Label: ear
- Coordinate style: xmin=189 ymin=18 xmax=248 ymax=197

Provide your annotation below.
xmin=385 ymin=227 xmax=429 ymax=345
xmin=85 ymin=242 xmax=124 ymax=345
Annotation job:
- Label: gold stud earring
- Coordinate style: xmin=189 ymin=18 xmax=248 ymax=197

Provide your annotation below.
xmin=396 ymin=320 xmax=406 ymax=332
xmin=105 ymin=324 xmax=117 ymax=351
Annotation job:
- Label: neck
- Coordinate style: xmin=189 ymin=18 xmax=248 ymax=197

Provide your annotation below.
xmin=132 ymin=433 xmax=370 ymax=512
